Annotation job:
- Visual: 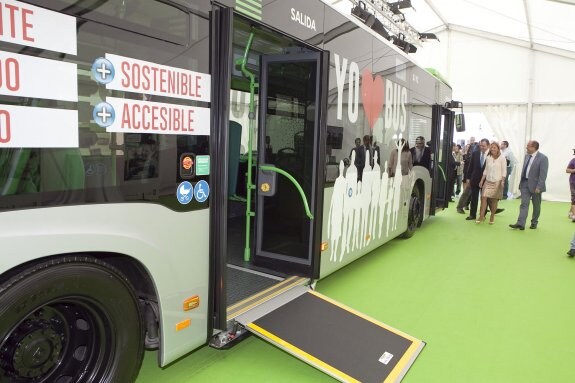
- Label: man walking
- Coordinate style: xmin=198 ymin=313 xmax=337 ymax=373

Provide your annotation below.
xmin=509 ymin=140 xmax=549 ymax=230
xmin=464 ymin=138 xmax=490 ymax=221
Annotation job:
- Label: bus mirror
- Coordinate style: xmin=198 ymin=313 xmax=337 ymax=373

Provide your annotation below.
xmin=455 ymin=114 xmax=465 ymax=132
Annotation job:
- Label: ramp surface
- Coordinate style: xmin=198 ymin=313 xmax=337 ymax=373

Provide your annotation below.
xmin=238 ymin=288 xmax=424 ymax=383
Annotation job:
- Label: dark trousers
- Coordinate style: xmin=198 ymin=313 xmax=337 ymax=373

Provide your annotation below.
xmin=457 ymin=183 xmax=471 ymax=209
xmin=503 ymin=166 xmax=512 ymax=199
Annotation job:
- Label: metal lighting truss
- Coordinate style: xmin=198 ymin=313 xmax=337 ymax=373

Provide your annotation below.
xmin=349 ymin=0 xmax=422 ymax=47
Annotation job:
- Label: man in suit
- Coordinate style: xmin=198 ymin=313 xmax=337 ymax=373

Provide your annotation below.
xmin=410 ymin=136 xmax=431 ymax=174
xmin=510 ymin=140 xmax=549 ymax=230
xmin=464 ymin=138 xmax=490 ymax=220
xmin=350 ymin=137 xmax=365 ymax=181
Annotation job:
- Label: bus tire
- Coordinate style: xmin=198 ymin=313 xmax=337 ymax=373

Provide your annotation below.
xmin=0 ymin=256 xmax=144 ymax=383
xmin=401 ymin=185 xmax=423 ymax=239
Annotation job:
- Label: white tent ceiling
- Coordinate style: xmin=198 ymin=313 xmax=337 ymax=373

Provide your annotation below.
xmin=406 ymin=0 xmax=575 ymax=56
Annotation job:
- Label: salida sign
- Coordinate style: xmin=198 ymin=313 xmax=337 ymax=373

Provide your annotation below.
xmin=333 ymin=53 xmax=407 ymax=133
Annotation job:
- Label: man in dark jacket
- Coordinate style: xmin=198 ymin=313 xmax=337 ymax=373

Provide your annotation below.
xmin=464 ymin=138 xmax=489 ymax=220
xmin=410 ymin=136 xmax=431 ymax=174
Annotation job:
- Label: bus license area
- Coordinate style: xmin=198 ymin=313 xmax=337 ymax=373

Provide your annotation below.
xmin=120 ymin=103 xmax=195 ymax=132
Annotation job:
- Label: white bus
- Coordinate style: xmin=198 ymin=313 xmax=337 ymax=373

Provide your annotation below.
xmin=0 ymin=0 xmax=460 ymax=382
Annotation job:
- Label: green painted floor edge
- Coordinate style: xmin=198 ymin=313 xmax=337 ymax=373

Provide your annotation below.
xmin=137 ymin=199 xmax=575 ymax=383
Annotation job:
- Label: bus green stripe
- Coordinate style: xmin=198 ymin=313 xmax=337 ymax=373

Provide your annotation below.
xmin=236 ymin=0 xmax=262 ymax=15
xmin=240 ymin=0 xmax=262 ymax=8
xmin=236 ymin=6 xmax=262 ymax=20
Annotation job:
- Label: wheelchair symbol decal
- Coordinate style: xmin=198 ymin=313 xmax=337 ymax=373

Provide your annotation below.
xmin=194 ymin=180 xmax=209 ymax=203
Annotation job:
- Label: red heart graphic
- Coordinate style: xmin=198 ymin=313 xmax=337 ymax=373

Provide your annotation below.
xmin=361 ymin=69 xmax=384 ymax=130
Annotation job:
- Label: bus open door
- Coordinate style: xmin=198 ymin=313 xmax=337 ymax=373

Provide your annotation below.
xmin=252 ymin=51 xmax=328 ymax=277
xmin=429 ymin=103 xmax=458 ymax=213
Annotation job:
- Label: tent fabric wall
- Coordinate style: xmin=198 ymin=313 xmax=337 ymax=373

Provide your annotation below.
xmin=413 ymin=29 xmax=575 ymax=202
xmin=531 ymin=105 xmax=575 ymax=202
xmin=467 ymin=104 xmax=527 ymax=199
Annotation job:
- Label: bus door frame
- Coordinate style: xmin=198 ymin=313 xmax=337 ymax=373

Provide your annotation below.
xmin=429 ymin=104 xmax=455 ymax=213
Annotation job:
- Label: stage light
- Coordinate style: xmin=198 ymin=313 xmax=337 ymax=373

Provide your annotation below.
xmin=371 ymin=18 xmax=391 ymax=40
xmin=389 ymin=0 xmax=412 ymax=15
xmin=392 ymin=33 xmax=417 ymax=53
xmin=351 ymin=1 xmax=371 ymax=23
xmin=419 ymin=33 xmax=440 ymax=42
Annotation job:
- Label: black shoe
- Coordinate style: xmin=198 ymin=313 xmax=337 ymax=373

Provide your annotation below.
xmin=465 ymin=216 xmax=476 ymax=221
xmin=457 ymin=208 xmax=465 ymax=214
xmin=494 ymin=208 xmax=504 ymax=214
xmin=509 ymin=223 xmax=525 ymax=230
xmin=529 ymin=224 xmax=537 ymax=229
xmin=567 ymin=249 xmax=575 ymax=257
xmin=464 ymin=206 xmax=469 ymax=210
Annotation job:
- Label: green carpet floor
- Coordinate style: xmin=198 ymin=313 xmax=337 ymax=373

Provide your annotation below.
xmin=137 ymin=199 xmax=575 ymax=383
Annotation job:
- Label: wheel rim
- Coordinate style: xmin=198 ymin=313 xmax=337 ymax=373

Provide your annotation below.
xmin=1 ymin=300 xmax=111 ymax=383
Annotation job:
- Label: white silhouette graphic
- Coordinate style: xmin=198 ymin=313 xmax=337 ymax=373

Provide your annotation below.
xmin=368 ymin=151 xmax=381 ymax=244
xmin=360 ymin=150 xmax=373 ymax=247
xmin=378 ymin=160 xmax=390 ymax=239
xmin=327 ymin=161 xmax=346 ymax=261
xmin=341 ymin=151 xmax=358 ymax=260
xmin=327 ymin=136 xmax=415 ymax=263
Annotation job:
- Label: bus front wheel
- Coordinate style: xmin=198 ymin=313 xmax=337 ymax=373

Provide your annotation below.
xmin=0 ymin=256 xmax=144 ymax=383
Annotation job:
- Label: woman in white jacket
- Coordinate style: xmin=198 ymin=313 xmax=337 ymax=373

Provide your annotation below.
xmin=478 ymin=142 xmax=507 ymax=224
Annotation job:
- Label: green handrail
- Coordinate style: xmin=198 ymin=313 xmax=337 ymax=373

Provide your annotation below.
xmin=260 ymin=165 xmax=314 ymax=220
xmin=437 ymin=164 xmax=446 ymax=181
xmin=236 ymin=29 xmax=258 ymax=262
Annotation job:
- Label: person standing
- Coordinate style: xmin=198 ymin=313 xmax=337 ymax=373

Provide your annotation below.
xmin=454 ymin=144 xmax=464 ymax=196
xmin=410 ymin=136 xmax=431 ymax=174
xmin=501 ymin=140 xmax=517 ymax=199
xmin=478 ymin=142 xmax=506 ymax=224
xmin=447 ymin=143 xmax=460 ymax=202
xmin=456 ymin=145 xmax=472 ymax=214
xmin=464 ymin=138 xmax=490 ymax=221
xmin=350 ymin=138 xmax=365 ymax=182
xmin=468 ymin=137 xmax=479 ymax=153
xmin=509 ymin=140 xmax=549 ymax=230
xmin=567 ymin=151 xmax=575 ymax=221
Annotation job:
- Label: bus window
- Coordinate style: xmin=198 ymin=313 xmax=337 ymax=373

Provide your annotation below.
xmin=0 ymin=1 xmax=210 ymax=212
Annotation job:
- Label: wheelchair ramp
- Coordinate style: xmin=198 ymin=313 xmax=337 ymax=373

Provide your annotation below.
xmin=235 ymin=285 xmax=424 ymax=383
